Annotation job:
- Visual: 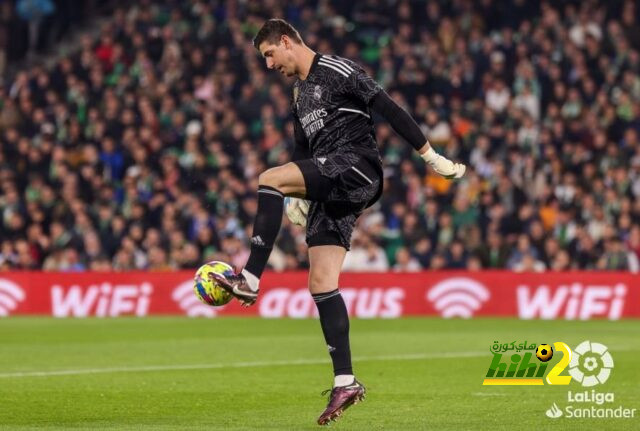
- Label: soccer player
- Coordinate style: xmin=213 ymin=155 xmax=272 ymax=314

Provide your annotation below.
xmin=213 ymin=19 xmax=465 ymax=425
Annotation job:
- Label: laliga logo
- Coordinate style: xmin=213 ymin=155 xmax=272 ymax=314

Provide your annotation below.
xmin=568 ymin=341 xmax=614 ymax=387
xmin=0 ymin=278 xmax=25 ymax=317
xmin=546 ymin=403 xmax=563 ymax=418
xmin=543 ymin=342 xmax=631 ymax=421
xmin=426 ymin=277 xmax=490 ymax=318
xmin=172 ymin=281 xmax=218 ymax=317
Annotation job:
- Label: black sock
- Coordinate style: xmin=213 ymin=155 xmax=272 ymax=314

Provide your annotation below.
xmin=313 ymin=289 xmax=353 ymax=376
xmin=244 ymin=185 xmax=284 ymax=279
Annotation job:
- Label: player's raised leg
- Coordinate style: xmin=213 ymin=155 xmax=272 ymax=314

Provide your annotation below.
xmin=212 ymin=162 xmax=306 ymax=305
xmin=309 ymin=245 xmax=365 ymax=425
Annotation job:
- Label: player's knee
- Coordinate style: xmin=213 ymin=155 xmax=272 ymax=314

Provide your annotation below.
xmin=258 ymin=168 xmax=281 ymax=189
xmin=308 ymin=273 xmax=338 ymax=295
xmin=258 ymin=163 xmax=305 ymax=196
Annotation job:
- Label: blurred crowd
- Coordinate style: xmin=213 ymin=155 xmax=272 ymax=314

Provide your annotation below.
xmin=0 ymin=0 xmax=105 ymax=72
xmin=2 ymin=0 xmax=640 ymax=272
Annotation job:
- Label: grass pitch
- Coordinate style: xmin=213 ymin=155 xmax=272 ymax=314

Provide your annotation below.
xmin=1 ymin=317 xmax=638 ymax=430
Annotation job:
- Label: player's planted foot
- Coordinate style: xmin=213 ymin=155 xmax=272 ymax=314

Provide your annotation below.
xmin=210 ymin=272 xmax=258 ymax=306
xmin=317 ymin=379 xmax=365 ymax=425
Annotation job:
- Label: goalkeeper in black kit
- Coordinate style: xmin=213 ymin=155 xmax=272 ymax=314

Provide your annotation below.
xmin=212 ymin=19 xmax=465 ymax=425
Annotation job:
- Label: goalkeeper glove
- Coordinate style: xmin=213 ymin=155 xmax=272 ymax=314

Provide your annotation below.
xmin=421 ymin=146 xmax=466 ymax=179
xmin=284 ymin=197 xmax=309 ymax=227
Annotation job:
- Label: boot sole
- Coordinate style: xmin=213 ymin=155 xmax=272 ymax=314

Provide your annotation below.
xmin=317 ymin=391 xmax=365 ymax=425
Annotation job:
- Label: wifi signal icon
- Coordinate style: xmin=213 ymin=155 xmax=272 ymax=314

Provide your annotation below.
xmin=172 ymin=280 xmax=219 ymax=317
xmin=0 ymin=278 xmax=26 ymax=317
xmin=426 ymin=277 xmax=490 ymax=318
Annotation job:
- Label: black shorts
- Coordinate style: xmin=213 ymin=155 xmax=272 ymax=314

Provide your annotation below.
xmin=294 ymin=153 xmax=382 ymax=250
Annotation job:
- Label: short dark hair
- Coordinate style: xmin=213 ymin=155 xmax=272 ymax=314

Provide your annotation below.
xmin=253 ymin=19 xmax=303 ymax=49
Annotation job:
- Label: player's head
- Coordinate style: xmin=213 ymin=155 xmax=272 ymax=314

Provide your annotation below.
xmin=253 ymin=19 xmax=304 ymax=77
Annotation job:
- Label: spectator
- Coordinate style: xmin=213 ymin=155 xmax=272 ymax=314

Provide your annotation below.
xmin=513 ymin=252 xmax=547 ymax=272
xmin=478 ymin=231 xmax=510 ymax=269
xmin=1 ymin=0 xmax=639 ymax=274
xmin=343 ymin=235 xmax=389 ymax=272
xmin=392 ymin=247 xmax=421 ymax=272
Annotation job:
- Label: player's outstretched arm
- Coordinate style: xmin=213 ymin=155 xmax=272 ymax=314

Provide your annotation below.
xmin=369 ymin=90 xmax=466 ymax=179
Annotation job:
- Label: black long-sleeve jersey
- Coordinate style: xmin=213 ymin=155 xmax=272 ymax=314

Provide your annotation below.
xmin=291 ymin=53 xmax=382 ymax=162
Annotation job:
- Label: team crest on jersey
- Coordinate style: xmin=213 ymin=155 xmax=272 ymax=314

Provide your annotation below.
xmin=314 ymin=85 xmax=322 ymax=100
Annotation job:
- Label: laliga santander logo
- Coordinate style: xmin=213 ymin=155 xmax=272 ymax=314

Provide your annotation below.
xmin=426 ymin=277 xmax=490 ymax=318
xmin=172 ymin=280 xmax=219 ymax=317
xmin=542 ymin=342 xmax=628 ymax=421
xmin=0 ymin=278 xmax=25 ymax=316
xmin=568 ymin=341 xmax=614 ymax=387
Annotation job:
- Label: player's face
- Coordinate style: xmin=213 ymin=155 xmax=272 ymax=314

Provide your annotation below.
xmin=259 ymin=39 xmax=295 ymax=77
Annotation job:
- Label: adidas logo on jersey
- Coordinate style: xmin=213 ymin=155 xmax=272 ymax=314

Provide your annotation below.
xmin=318 ymin=56 xmax=354 ymax=78
xmin=251 ymin=235 xmax=265 ymax=246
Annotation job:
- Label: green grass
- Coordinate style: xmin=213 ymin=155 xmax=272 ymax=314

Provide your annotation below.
xmin=0 ymin=317 xmax=639 ymax=430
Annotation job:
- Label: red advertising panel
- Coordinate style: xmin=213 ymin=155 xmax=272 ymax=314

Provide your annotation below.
xmin=0 ymin=271 xmax=638 ymax=319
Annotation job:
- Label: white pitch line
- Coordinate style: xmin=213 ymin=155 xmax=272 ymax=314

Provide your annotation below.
xmin=0 ymin=351 xmax=485 ymax=379
xmin=472 ymin=392 xmax=508 ymax=397
xmin=3 ymin=346 xmax=637 ymax=379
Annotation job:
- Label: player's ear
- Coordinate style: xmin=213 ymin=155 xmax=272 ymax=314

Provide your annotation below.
xmin=281 ymin=35 xmax=291 ymax=49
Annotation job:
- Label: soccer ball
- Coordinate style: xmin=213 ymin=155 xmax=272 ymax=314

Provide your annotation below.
xmin=536 ymin=344 xmax=554 ymax=362
xmin=193 ymin=261 xmax=234 ymax=306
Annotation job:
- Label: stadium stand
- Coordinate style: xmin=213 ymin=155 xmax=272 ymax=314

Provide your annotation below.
xmin=1 ymin=0 xmax=640 ymax=272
